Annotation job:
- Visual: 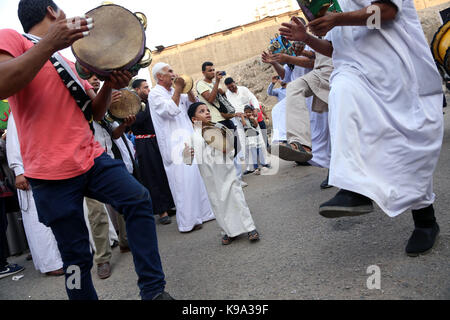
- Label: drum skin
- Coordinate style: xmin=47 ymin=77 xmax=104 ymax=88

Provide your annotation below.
xmin=72 ymin=4 xmax=145 ymax=77
xmin=109 ymin=89 xmax=142 ymax=120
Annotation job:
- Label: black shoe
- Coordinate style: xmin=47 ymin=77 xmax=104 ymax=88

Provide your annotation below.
xmin=319 ymin=189 xmax=374 ymax=218
xmin=159 ymin=215 xmax=172 ymax=225
xmin=320 ymin=175 xmax=332 ymax=190
xmin=295 ymin=161 xmax=312 ymax=166
xmin=405 ymin=222 xmax=440 ymax=257
xmin=244 ymin=170 xmax=255 ymax=175
xmin=152 ymin=291 xmax=175 ymax=300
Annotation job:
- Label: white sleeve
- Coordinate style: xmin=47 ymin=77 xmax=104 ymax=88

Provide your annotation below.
xmin=6 ymin=112 xmax=25 ymax=177
xmin=282 ymin=64 xmax=293 ymax=83
xmin=150 ymin=92 xmax=182 ymax=119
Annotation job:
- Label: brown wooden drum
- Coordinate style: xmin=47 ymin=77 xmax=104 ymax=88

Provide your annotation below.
xmin=72 ymin=4 xmax=152 ymax=80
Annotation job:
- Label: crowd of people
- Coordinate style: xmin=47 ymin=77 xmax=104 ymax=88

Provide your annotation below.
xmin=0 ymin=0 xmax=446 ymax=301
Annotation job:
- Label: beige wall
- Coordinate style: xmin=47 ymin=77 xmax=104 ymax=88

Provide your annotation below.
xmin=414 ymin=0 xmax=449 ymax=10
xmin=149 ymin=10 xmax=304 ymax=80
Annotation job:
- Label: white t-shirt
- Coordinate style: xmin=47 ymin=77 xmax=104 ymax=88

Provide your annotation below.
xmin=225 ymin=86 xmax=260 ymax=114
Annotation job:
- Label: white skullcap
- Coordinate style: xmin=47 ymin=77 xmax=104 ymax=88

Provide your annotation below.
xmin=152 ymin=62 xmax=170 ymax=81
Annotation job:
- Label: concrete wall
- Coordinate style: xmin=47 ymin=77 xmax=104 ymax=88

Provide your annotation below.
xmin=149 ymin=10 xmax=304 ymax=80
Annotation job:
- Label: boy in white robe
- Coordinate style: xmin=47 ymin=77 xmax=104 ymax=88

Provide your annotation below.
xmin=280 ymin=0 xmax=443 ymax=256
xmin=184 ymin=102 xmax=260 ymax=245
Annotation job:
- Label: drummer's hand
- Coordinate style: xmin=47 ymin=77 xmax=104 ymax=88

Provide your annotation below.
xmin=106 ymin=70 xmax=132 ymax=90
xmin=42 ymin=16 xmax=94 ymax=52
xmin=111 ymin=91 xmax=122 ymax=104
xmin=174 ymin=77 xmax=185 ymax=90
xmin=15 ymin=175 xmax=30 ymax=191
xmin=122 ymin=115 xmax=136 ymax=127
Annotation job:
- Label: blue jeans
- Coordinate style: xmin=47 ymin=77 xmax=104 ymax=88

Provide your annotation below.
xmin=28 ymin=153 xmax=166 ymax=300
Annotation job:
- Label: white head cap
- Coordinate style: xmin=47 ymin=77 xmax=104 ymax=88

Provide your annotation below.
xmin=152 ymin=62 xmax=170 ymax=81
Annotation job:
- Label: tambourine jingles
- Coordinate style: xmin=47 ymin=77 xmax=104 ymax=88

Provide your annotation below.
xmin=109 ymin=89 xmax=144 ymax=121
xmin=173 ymin=75 xmax=194 ymax=94
xmin=431 ymin=20 xmax=450 ymax=75
xmin=72 ymin=4 xmax=152 ymax=80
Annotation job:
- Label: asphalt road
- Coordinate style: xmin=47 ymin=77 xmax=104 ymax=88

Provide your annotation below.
xmin=1 ymin=102 xmax=449 ymax=300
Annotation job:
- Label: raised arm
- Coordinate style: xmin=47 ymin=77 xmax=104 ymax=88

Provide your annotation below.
xmin=262 ymin=51 xmax=286 ymax=79
xmin=200 ymin=72 xmax=223 ymax=104
xmin=0 ymin=17 xmax=91 ymax=100
xmin=279 ymin=3 xmax=398 ymax=57
xmin=307 ymin=2 xmax=398 ymax=36
xmin=272 ymin=53 xmax=315 ymax=69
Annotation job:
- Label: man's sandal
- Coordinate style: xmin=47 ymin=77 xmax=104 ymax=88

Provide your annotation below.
xmin=248 ymin=230 xmax=260 ymax=242
xmin=222 ymin=235 xmax=235 ymax=245
xmin=278 ymin=141 xmax=313 ymax=163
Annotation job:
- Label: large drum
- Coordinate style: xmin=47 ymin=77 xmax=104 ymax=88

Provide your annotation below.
xmin=431 ymin=21 xmax=450 ymax=75
xmin=72 ymin=4 xmax=152 ymax=80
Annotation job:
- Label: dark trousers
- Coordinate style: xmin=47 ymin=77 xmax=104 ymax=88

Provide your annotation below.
xmin=28 ymin=153 xmax=166 ymax=300
xmin=0 ymin=198 xmax=8 ymax=269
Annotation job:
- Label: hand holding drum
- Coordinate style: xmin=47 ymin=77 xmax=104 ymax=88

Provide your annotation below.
xmin=173 ymin=75 xmax=194 ymax=94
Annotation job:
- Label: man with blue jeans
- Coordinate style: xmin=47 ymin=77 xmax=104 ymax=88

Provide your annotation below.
xmin=0 ymin=0 xmax=172 ymax=299
xmin=28 ymin=154 xmax=166 ymax=300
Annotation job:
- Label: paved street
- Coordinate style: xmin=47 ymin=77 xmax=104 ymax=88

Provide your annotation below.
xmin=1 ymin=104 xmax=449 ymax=300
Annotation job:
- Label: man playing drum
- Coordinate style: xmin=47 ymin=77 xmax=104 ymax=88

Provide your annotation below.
xmin=0 ymin=0 xmax=172 ymax=300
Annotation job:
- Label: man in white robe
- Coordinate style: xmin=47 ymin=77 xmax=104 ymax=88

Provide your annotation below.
xmin=280 ymin=0 xmax=443 ymax=256
xmin=6 ymin=113 xmax=63 ymax=276
xmin=149 ymin=63 xmax=215 ymax=233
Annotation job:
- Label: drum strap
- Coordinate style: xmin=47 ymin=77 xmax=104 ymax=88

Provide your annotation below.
xmin=22 ymin=34 xmax=95 ymax=133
